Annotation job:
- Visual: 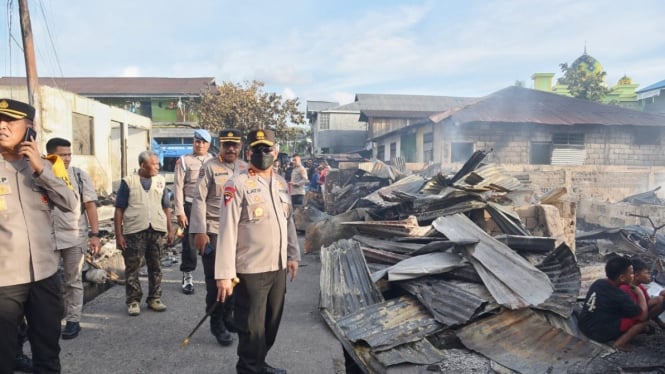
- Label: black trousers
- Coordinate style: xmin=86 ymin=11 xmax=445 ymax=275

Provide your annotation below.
xmin=202 ymin=233 xmax=232 ymax=333
xmin=0 ymin=273 xmax=63 ymax=374
xmin=235 ymin=269 xmax=287 ymax=374
xmin=179 ymin=202 xmax=197 ymax=273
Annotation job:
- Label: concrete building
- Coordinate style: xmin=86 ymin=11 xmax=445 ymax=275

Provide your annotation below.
xmin=637 ymin=79 xmax=665 ymax=114
xmin=368 ymin=86 xmax=665 ymax=167
xmin=0 ymin=84 xmax=151 ymax=195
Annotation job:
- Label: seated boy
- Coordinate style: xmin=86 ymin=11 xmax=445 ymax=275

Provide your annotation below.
xmin=578 ymin=256 xmax=648 ymax=350
xmin=620 ymin=258 xmax=665 ymax=328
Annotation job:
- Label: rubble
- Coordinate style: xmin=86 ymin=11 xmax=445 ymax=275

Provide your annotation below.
xmin=312 ymin=151 xmax=665 ymax=373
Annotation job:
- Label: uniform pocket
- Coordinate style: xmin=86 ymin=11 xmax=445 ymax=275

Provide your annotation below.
xmin=247 ymin=203 xmax=270 ymax=221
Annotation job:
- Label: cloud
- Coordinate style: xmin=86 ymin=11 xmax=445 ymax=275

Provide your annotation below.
xmin=4 ymin=0 xmax=664 ymax=103
xmin=120 ymin=67 xmax=141 ymax=77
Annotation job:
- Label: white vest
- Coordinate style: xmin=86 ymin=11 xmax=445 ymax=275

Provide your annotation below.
xmin=122 ymin=174 xmax=167 ymax=234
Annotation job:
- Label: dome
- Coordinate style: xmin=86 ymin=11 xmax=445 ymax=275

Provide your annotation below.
xmin=570 ymin=52 xmax=604 ymax=76
xmin=617 ymin=75 xmax=633 ymax=85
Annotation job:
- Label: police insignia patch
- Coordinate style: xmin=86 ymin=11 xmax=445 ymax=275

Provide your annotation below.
xmin=224 ymin=186 xmax=235 ymax=205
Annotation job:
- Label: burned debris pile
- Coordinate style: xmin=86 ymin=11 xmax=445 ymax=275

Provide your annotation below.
xmin=310 ymin=151 xmax=665 ymax=373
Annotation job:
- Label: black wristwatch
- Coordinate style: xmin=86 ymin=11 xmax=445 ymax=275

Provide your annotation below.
xmin=88 ymin=232 xmax=99 ymax=238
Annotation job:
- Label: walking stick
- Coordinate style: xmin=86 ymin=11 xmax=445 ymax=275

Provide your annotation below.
xmin=179 ymin=277 xmax=239 ymax=349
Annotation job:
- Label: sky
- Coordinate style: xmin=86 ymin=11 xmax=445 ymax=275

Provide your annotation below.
xmin=2 ymin=0 xmax=665 ymax=107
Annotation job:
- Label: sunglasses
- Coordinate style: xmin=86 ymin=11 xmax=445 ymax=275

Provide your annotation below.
xmin=252 ymin=146 xmax=274 ymax=154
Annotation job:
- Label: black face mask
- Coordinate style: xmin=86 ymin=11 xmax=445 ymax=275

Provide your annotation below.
xmin=250 ymin=147 xmax=275 ymax=170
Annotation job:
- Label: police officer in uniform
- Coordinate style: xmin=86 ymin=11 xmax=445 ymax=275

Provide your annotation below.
xmin=216 ymin=129 xmax=300 ymax=374
xmin=0 ymin=98 xmax=78 ymax=373
xmin=189 ymin=128 xmax=247 ymax=346
xmin=174 ymin=128 xmax=213 ymax=294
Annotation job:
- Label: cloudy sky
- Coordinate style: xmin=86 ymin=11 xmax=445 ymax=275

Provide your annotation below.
xmin=2 ymin=0 xmax=664 ymax=106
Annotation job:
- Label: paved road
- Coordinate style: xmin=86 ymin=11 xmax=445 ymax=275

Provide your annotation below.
xmin=58 ymin=236 xmax=344 ymax=374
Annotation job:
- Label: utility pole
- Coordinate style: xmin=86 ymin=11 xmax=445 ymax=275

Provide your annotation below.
xmin=18 ymin=0 xmax=42 ymax=130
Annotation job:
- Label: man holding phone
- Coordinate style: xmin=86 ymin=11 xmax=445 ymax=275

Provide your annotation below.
xmin=0 ymin=98 xmax=78 ymax=373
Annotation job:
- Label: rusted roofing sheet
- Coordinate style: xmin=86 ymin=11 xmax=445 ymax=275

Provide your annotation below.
xmin=0 ymin=76 xmax=214 ymax=96
xmin=457 ymin=308 xmax=608 ymax=374
xmin=360 ymin=174 xmax=425 ymax=208
xmin=430 ymin=85 xmax=665 ymax=127
xmin=360 ymin=246 xmax=409 ymax=265
xmin=342 ymin=216 xmax=432 ymax=237
xmin=370 ymin=251 xmax=465 ymax=282
xmin=433 ymin=214 xmax=553 ymax=309
xmin=336 ymin=295 xmax=444 ymax=352
xmin=462 ymin=164 xmax=523 ymax=192
xmin=579 ymin=264 xmax=605 ymax=299
xmin=320 ymin=239 xmax=384 ymax=318
xmin=535 ymin=244 xmax=581 ymax=318
xmin=353 ymin=234 xmax=423 ymax=254
xmin=374 ymin=339 xmax=445 ymax=366
xmin=415 ymin=200 xmax=487 ymax=224
xmin=400 ymin=278 xmax=487 ymax=326
xmin=494 ymin=234 xmax=556 ymax=253
xmin=486 ymin=202 xmax=531 ymax=236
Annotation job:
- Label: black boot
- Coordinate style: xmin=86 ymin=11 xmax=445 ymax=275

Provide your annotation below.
xmin=14 ymin=351 xmax=33 ymax=373
xmin=210 ymin=314 xmax=233 ymax=346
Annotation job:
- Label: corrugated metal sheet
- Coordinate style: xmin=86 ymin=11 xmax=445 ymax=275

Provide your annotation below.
xmin=579 ymin=264 xmax=606 ymax=299
xmin=400 ymin=278 xmax=487 ymax=326
xmin=486 ymin=202 xmax=531 ymax=236
xmin=457 ymin=308 xmax=609 ymax=374
xmin=415 ymin=200 xmax=488 ymax=224
xmin=360 ymin=246 xmax=409 ymax=265
xmin=342 ymin=216 xmax=432 ymax=237
xmin=320 ymin=239 xmax=384 ymax=318
xmin=494 ymin=234 xmax=556 ymax=253
xmin=535 ymin=244 xmax=581 ymax=318
xmin=462 ymin=164 xmax=523 ymax=192
xmin=433 ymin=214 xmax=553 ymax=309
xmin=374 ymin=339 xmax=445 ymax=366
xmin=353 ymin=234 xmax=423 ymax=255
xmin=551 ymin=147 xmax=585 ymax=165
xmin=370 ymin=251 xmax=465 ymax=282
xmin=336 ymin=295 xmax=444 ymax=352
xmin=360 ymin=174 xmax=425 ymax=208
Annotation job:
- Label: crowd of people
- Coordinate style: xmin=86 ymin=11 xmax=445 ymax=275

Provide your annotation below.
xmin=0 ymin=98 xmax=305 ymax=374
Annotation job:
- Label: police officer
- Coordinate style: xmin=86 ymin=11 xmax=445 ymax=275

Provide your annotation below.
xmin=174 ymin=128 xmax=213 ymax=294
xmin=216 ymin=129 xmax=300 ymax=374
xmin=189 ymin=128 xmax=248 ymax=346
xmin=0 ymin=98 xmax=78 ymax=373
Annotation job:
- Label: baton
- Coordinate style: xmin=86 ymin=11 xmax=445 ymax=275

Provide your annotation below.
xmin=179 ymin=277 xmax=239 ymax=349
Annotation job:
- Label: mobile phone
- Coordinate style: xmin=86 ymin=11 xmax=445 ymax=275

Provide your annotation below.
xmin=24 ymin=127 xmax=37 ymax=142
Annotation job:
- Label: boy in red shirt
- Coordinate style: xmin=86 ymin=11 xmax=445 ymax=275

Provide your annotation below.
xmin=620 ymin=258 xmax=665 ymax=328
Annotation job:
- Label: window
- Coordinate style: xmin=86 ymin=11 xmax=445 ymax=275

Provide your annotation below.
xmin=72 ymin=113 xmax=94 ymax=155
xmin=423 ymin=132 xmax=433 ymax=162
xmin=389 ymin=142 xmax=397 ymax=159
xmin=377 ymin=144 xmax=385 ymax=161
xmin=451 ymin=142 xmax=473 ymax=163
xmin=530 ymin=142 xmax=552 ymax=164
xmin=552 ymin=133 xmax=584 ymax=146
xmin=320 ymin=113 xmax=330 ymax=130
xmin=551 ymin=133 xmax=585 ymax=165
xmin=634 ymin=127 xmax=661 ymax=146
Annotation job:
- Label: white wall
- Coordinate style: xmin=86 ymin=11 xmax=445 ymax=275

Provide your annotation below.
xmin=0 ymin=85 xmax=151 ymax=194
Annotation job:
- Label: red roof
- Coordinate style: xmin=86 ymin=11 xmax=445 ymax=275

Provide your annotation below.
xmin=0 ymin=77 xmax=215 ymax=97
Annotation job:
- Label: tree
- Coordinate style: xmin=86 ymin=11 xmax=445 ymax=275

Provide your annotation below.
xmin=196 ymin=80 xmax=305 ymax=142
xmin=557 ymin=56 xmax=609 ymax=102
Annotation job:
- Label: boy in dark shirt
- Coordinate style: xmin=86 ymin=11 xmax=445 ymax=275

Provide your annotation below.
xmin=620 ymin=258 xmax=665 ymax=327
xmin=578 ymin=256 xmax=648 ymax=350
